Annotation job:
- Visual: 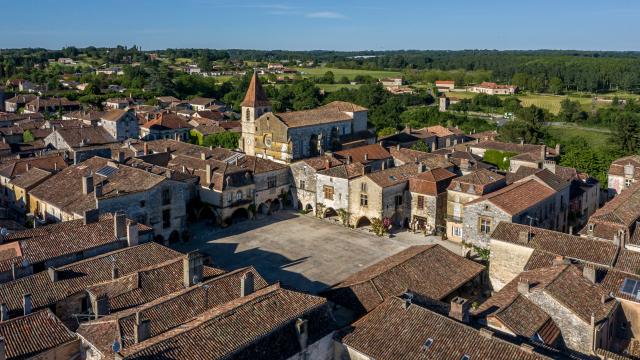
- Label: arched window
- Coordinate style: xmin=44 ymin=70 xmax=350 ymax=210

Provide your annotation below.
xmin=236 ymin=191 xmax=242 ymax=201
xmin=245 ymin=108 xmax=251 ymax=121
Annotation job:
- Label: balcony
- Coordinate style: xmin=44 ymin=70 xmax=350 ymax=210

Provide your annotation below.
xmin=446 ymin=215 xmax=464 ymax=223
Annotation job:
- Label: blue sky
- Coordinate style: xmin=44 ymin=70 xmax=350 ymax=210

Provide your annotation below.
xmin=1 ymin=0 xmax=638 ymax=51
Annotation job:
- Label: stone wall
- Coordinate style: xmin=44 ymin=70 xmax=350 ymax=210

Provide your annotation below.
xmin=349 ymin=177 xmax=382 ymax=226
xmin=316 ymin=174 xmax=349 ymax=216
xmin=488 ymin=239 xmax=534 ymax=291
xmin=290 ymin=162 xmax=318 ymax=211
xmin=462 ymin=201 xmax=512 ymax=248
xmin=408 ymin=192 xmax=437 ymax=231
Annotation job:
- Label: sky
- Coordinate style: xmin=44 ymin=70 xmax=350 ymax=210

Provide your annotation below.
xmin=1 ymin=0 xmax=639 ymax=51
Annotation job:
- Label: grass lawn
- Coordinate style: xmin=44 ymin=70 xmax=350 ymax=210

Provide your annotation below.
xmin=547 ymin=124 xmax=612 ymax=150
xmin=445 ymin=92 xmax=607 ymax=115
xmin=294 ymin=66 xmax=401 ymax=80
xmin=317 ymin=83 xmax=362 ymax=92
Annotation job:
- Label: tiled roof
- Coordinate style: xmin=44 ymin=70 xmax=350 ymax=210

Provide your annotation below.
xmin=608 ymin=155 xmax=640 ymax=178
xmin=408 ymin=168 xmax=457 ymax=196
xmin=78 ymin=267 xmax=267 ymax=357
xmin=325 ymin=245 xmax=484 ymax=315
xmin=389 ymin=147 xmax=454 ymax=170
xmin=490 ymin=222 xmax=619 ymax=267
xmin=241 ymin=73 xmax=271 ymax=108
xmin=29 ymin=157 xmax=167 ymax=216
xmin=448 ymin=168 xmax=505 ymax=194
xmin=424 ymin=125 xmax=464 ymax=137
xmin=275 ymin=108 xmax=353 ymax=128
xmin=117 ymin=284 xmax=336 ymax=359
xmin=515 ymin=168 xmax=569 ymax=192
xmin=189 ymin=97 xmax=214 ymax=106
xmin=300 ymin=155 xmax=344 ymax=171
xmin=341 ymin=296 xmax=549 ymax=360
xmin=471 ymin=140 xmax=544 ymax=155
xmin=141 ymin=112 xmax=191 ymax=130
xmin=466 ymin=179 xmax=556 ymax=215
xmin=320 ymin=101 xmax=367 ymax=112
xmin=7 ymin=167 xmax=51 ymax=189
xmin=0 ymin=309 xmax=77 ymax=360
xmin=0 ymin=242 xmax=184 ymax=316
xmin=0 ymin=154 xmax=67 ymax=179
xmin=490 ymin=295 xmax=558 ymax=341
xmin=334 ymin=144 xmax=391 ymax=164
xmin=100 ymin=109 xmax=131 ymax=122
xmin=317 ymin=162 xmax=364 ymax=180
xmin=366 ymin=163 xmax=420 ymax=188
xmin=584 ymin=181 xmax=640 ymax=240
xmin=51 ymin=127 xmax=117 ymax=148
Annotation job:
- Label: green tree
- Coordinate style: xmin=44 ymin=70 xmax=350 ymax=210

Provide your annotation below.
xmin=411 ymin=141 xmax=431 ymax=152
xmin=202 ymin=132 xmax=241 ymax=149
xmin=548 ymin=77 xmax=564 ymax=94
xmin=22 ymin=129 xmax=35 ymax=143
xmin=614 ymin=112 xmax=640 ymax=154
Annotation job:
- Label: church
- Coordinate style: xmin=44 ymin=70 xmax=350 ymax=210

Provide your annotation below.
xmin=239 ymin=73 xmax=376 ymax=163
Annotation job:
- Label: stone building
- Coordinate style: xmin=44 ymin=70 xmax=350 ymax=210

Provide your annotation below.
xmin=239 ymin=73 xmax=375 ymax=163
xmin=28 ymin=156 xmax=192 ymax=241
xmin=98 ymin=109 xmax=139 ymax=141
xmin=468 ymin=140 xmax=560 ymax=172
xmin=445 ymin=169 xmax=506 ymax=242
xmin=407 ymin=168 xmax=456 ymax=233
xmin=139 ymin=112 xmax=192 ymax=141
xmin=316 ymin=161 xmax=365 ymax=220
xmin=289 ymin=155 xmax=344 ymax=214
xmin=608 ymin=154 xmax=640 ymax=197
xmin=389 ymin=146 xmax=455 ymax=172
xmin=44 ymin=126 xmax=118 ymax=152
xmin=462 ymin=173 xmax=570 ymax=248
xmin=333 ymin=143 xmax=393 ymax=172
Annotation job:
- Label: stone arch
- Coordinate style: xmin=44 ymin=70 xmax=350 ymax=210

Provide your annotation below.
xmin=258 ymin=202 xmax=270 ymax=215
xmin=270 ymin=199 xmax=281 ymax=213
xmin=230 ymin=207 xmax=249 ymax=223
xmin=324 ymin=207 xmax=338 ymax=218
xmin=356 ymin=217 xmax=371 ymax=228
xmin=297 ymin=200 xmax=303 ymax=210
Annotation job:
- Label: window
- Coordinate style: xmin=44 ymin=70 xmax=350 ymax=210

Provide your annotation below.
xmin=422 ymin=338 xmax=433 ymax=351
xmin=245 ymin=108 xmax=251 ymax=121
xmin=236 ymin=191 xmax=242 ymax=201
xmin=453 ymin=226 xmax=462 ymax=237
xmin=299 ymin=180 xmax=305 ymax=190
xmin=417 ymin=196 xmax=424 ymax=210
xmin=139 ymin=200 xmax=145 ymax=208
xmin=267 ymin=176 xmax=277 ymax=189
xmin=395 ymin=194 xmax=403 ymax=206
xmin=162 ymin=209 xmax=171 ymax=229
xmin=621 ymin=278 xmax=640 ymax=299
xmin=361 ymin=183 xmax=367 ymax=192
xmin=480 ymin=218 xmax=491 ymax=234
xmin=323 ymin=185 xmax=334 ymax=200
xmin=360 ymin=194 xmax=368 ymax=207
xmin=162 ymin=189 xmax=171 ymax=205
xmin=626 ymin=179 xmax=633 ymax=188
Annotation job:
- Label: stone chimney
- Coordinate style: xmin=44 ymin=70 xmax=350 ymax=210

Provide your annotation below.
xmin=201 ymin=152 xmax=206 ymax=160
xmin=295 ymin=318 xmax=309 ymax=350
xmin=449 ymin=297 xmax=469 ymax=323
xmin=517 ymin=280 xmax=530 ymax=295
xmin=111 ymin=263 xmax=119 ymax=280
xmin=479 ymin=328 xmax=494 ymax=339
xmin=183 ymin=252 xmax=204 ymax=288
xmin=518 ymin=231 xmax=530 ymax=243
xmin=555 ymin=144 xmax=560 ymax=156
xmin=134 ymin=312 xmax=151 ymax=343
xmin=82 ymin=175 xmax=94 ymax=194
xmin=417 ymin=162 xmax=425 ymax=173
xmin=83 ymin=209 xmax=100 ymax=225
xmin=346 ymin=155 xmax=351 ymax=165
xmin=127 ymin=221 xmax=139 ymax=247
xmin=143 ymin=142 xmax=149 ymax=156
xmin=241 ymin=272 xmax=254 ymax=297
xmin=114 ymin=212 xmax=127 ymax=240
xmin=583 ymin=266 xmax=596 ymax=284
xmin=540 ymin=145 xmax=546 ymax=160
xmin=364 ymin=153 xmax=369 ymax=162
xmin=0 ymin=304 xmax=8 ymax=322
xmin=552 ymin=255 xmax=568 ymax=266
xmin=47 ymin=267 xmax=58 ymax=282
xmin=22 ymin=294 xmax=32 ymax=316
xmin=205 ymin=164 xmax=212 ymax=185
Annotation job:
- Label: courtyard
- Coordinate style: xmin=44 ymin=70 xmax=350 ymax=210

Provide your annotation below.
xmin=173 ymin=210 xmax=463 ymax=294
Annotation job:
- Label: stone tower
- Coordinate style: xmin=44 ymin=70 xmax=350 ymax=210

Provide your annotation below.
xmin=240 ymin=72 xmax=272 ymax=156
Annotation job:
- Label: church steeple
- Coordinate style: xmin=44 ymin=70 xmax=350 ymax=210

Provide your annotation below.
xmin=241 ymin=72 xmax=271 ymax=108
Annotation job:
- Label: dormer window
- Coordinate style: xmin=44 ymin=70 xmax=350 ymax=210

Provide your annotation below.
xmin=588 ymin=223 xmax=594 ymax=232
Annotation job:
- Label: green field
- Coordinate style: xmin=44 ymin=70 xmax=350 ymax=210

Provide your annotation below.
xmin=546 ymin=124 xmax=612 ymax=149
xmin=294 ymin=66 xmax=401 ymax=80
xmin=447 ymin=92 xmax=603 ymax=114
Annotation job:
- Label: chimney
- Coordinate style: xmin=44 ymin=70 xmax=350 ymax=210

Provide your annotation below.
xmin=143 ymin=142 xmax=149 ymax=155
xmin=127 ymin=221 xmax=139 ymax=247
xmin=583 ymin=266 xmax=596 ymax=284
xmin=205 ymin=164 xmax=212 ymax=185
xmin=0 ymin=304 xmax=8 ymax=322
xmin=95 ymin=295 xmax=110 ymax=319
xmin=552 ymin=255 xmax=567 ymax=266
xmin=479 ymin=328 xmax=494 ymax=339
xmin=200 ymin=152 xmax=206 ymax=160
xmin=25 ymin=163 xmax=31 ymax=171
xmin=295 ymin=318 xmax=309 ymax=350
xmin=82 ymin=175 xmax=94 ymax=194
xmin=94 ymin=184 xmax=103 ymax=198
xmin=183 ymin=252 xmax=204 ymax=287
xmin=324 ymin=158 xmax=330 ymax=170
xmin=83 ymin=209 xmax=100 ymax=225
xmin=114 ymin=212 xmax=127 ymax=240
xmin=518 ymin=231 xmax=530 ymax=243
xmin=111 ymin=263 xmax=119 ymax=279
xmin=0 ymin=337 xmax=5 ymax=360
xmin=346 ymin=155 xmax=351 ymax=165
xmin=417 ymin=162 xmax=425 ymax=173
xmin=517 ymin=280 xmax=530 ymax=295
xmin=47 ymin=267 xmax=58 ymax=282
xmin=364 ymin=153 xmax=369 ymax=162
xmin=134 ymin=312 xmax=151 ymax=343
xmin=540 ymin=145 xmax=546 ymax=160
xmin=449 ymin=297 xmax=470 ymax=323
xmin=10 ymin=263 xmax=16 ymax=281
xmin=22 ymin=294 xmax=32 ymax=316
xmin=555 ymin=143 xmax=560 ymax=155
xmin=241 ymin=272 xmax=254 ymax=297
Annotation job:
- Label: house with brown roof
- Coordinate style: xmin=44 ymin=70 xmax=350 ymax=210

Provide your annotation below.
xmin=139 ymin=112 xmax=192 ymax=141
xmin=474 ymin=264 xmax=619 ymax=356
xmin=239 ymin=73 xmax=375 ymax=163
xmin=0 ymin=309 xmax=81 ymax=360
xmin=446 ymin=169 xmax=506 ymax=242
xmin=290 ymin=154 xmax=345 ymax=215
xmin=336 ymin=296 xmax=551 ymax=360
xmin=407 ymin=168 xmax=457 ymax=233
xmin=104 ymin=97 xmax=132 ymax=110
xmin=462 ymin=173 xmax=570 ymax=247
xmin=188 ymin=97 xmax=215 ymax=111
xmin=435 ymin=79 xmax=456 ymax=92
xmin=432 ymin=147 xmax=494 ymax=175
xmin=28 ymin=156 xmax=192 ymax=241
xmin=155 ymin=96 xmax=181 ymax=108
xmin=324 ymin=244 xmax=484 ymax=318
xmin=98 ymin=109 xmax=139 ymax=141
xmin=334 ymin=143 xmax=392 ymax=172
xmin=389 ymin=146 xmax=455 ymax=172
xmin=468 ymin=140 xmax=560 ymax=172
xmin=44 ymin=126 xmax=117 ymax=153
xmin=3 ymin=94 xmax=37 ymax=113
xmin=23 ymin=97 xmax=81 ymax=114
xmin=608 ymin=155 xmax=640 ymax=197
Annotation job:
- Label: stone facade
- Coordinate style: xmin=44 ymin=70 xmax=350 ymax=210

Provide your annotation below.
xmin=446 ymin=190 xmax=482 ymax=242
xmin=462 ymin=201 xmax=512 ymax=247
xmin=289 ymin=161 xmax=320 ymax=213
xmin=488 ymin=239 xmax=534 ymax=291
xmin=100 ymin=112 xmax=139 ymax=141
xmin=316 ymin=174 xmax=350 ymax=218
xmin=408 ymin=192 xmax=438 ymax=232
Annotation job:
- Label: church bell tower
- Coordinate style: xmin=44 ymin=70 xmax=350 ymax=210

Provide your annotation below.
xmin=240 ymin=72 xmax=272 ymax=156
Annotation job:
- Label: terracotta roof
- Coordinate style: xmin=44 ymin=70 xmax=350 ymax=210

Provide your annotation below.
xmin=435 ymin=80 xmax=455 ymax=85
xmin=490 ymin=294 xmax=560 ymax=343
xmin=0 ymin=155 xmax=67 ymax=179
xmin=471 ymin=140 xmax=544 ymax=155
xmin=513 ymin=168 xmax=569 ymax=192
xmin=608 ymin=155 xmax=640 ymax=178
xmin=317 ymin=162 xmax=364 ymax=180
xmin=408 ymin=168 xmax=457 ymax=196
xmin=193 ymin=110 xmax=223 ymax=121
xmin=241 ymin=73 xmax=271 ymax=108
xmin=366 ymin=163 xmax=420 ymax=188
xmin=320 ymin=101 xmax=367 ymax=112
xmin=325 ymin=245 xmax=484 ymax=315
xmin=341 ymin=296 xmax=549 ymax=360
xmin=0 ymin=242 xmax=184 ymax=316
xmin=156 ymin=96 xmax=180 ymax=103
xmin=100 ymin=109 xmax=132 ymax=122
xmin=78 ymin=267 xmax=268 ymax=357
xmin=466 ymin=179 xmax=556 ymax=215
xmin=274 ymin=108 xmax=353 ymax=128
xmin=424 ymin=125 xmax=464 ymax=137
xmin=50 ymin=127 xmax=117 ymax=148
xmin=490 ymin=222 xmax=619 ymax=267
xmin=0 ymin=309 xmax=77 ymax=360
xmin=141 ymin=112 xmax=191 ymax=130
xmin=475 ymin=265 xmax=616 ymax=325
xmin=448 ymin=168 xmax=505 ymax=195
xmin=189 ymin=97 xmax=214 ymax=106
xmin=30 ymin=157 xmax=168 ymax=217
xmin=389 ymin=147 xmax=454 ymax=170
xmin=334 ymin=144 xmax=391 ymax=164
xmin=300 ymin=155 xmax=344 ymax=171
xmin=586 ymin=181 xmax=640 ymax=232
xmin=117 ymin=284 xmax=336 ymax=359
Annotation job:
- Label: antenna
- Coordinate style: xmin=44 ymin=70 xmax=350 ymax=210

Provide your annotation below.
xmin=526 ymin=215 xmax=538 ymax=240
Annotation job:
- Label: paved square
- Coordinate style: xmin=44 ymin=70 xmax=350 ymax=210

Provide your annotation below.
xmin=173 ymin=211 xmax=448 ymax=293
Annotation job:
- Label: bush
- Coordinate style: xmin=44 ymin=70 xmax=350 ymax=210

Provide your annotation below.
xmin=482 ymin=149 xmax=516 ymax=171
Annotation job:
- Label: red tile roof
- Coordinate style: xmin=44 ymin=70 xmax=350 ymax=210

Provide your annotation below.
xmin=241 ymin=73 xmax=271 ymax=108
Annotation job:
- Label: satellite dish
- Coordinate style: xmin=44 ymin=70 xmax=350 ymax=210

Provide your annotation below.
xmin=112 ymin=341 xmax=121 ymax=353
xmin=0 ymin=228 xmax=8 ymax=237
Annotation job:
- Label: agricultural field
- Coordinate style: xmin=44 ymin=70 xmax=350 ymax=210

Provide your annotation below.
xmin=546 ymin=124 xmax=612 ymax=150
xmin=294 ymin=66 xmax=401 ymax=80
